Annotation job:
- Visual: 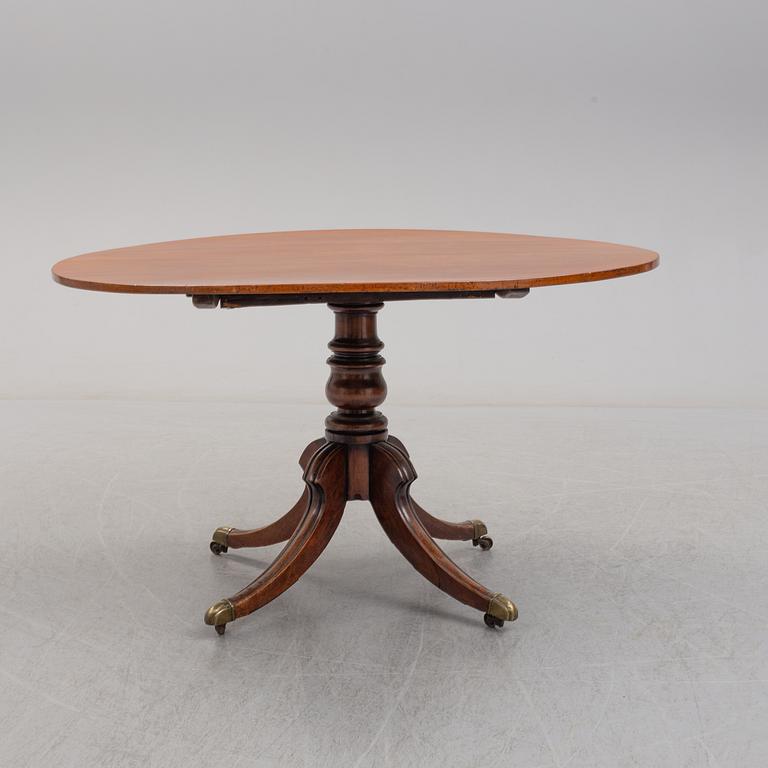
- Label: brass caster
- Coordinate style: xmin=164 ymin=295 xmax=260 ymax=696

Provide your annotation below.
xmin=204 ymin=599 xmax=235 ymax=636
xmin=470 ymin=520 xmax=492 ymax=550
xmin=484 ymin=592 xmax=518 ymax=628
xmin=210 ymin=526 xmax=232 ymax=555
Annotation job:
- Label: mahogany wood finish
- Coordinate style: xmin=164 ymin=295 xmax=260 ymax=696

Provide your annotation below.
xmin=224 ymin=489 xmax=309 ymax=549
xmin=201 ymin=303 xmax=519 ymax=633
xmin=369 ymin=441 xmax=494 ymax=614
xmin=228 ymin=442 xmax=346 ymax=620
xmin=52 ymin=229 xmax=659 ymax=295
xmin=324 ymin=303 xmax=388 ymax=444
xmin=412 ymin=501 xmax=481 ymax=542
xmin=51 ymin=228 xmax=658 ymax=633
xmin=220 ymin=438 xmax=325 ymax=549
xmin=382 ymin=437 xmax=482 ymax=541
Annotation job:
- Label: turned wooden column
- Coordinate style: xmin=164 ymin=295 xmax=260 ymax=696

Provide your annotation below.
xmin=324 ymin=303 xmax=388 ymax=445
xmin=324 ymin=303 xmax=387 ymax=501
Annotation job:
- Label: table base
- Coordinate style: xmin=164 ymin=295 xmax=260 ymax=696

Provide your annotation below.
xmin=202 ymin=302 xmax=517 ymax=634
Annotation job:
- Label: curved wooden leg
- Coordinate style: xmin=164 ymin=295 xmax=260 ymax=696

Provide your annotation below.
xmin=387 ymin=436 xmax=492 ymax=549
xmin=205 ymin=442 xmax=346 ymax=633
xmin=411 ymin=500 xmax=492 ymax=549
xmin=370 ymin=441 xmax=517 ymax=627
xmin=209 ymin=438 xmax=325 ymax=553
xmin=210 ymin=489 xmax=309 ymax=552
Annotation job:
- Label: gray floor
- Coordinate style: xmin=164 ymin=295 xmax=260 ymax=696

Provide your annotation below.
xmin=1 ymin=402 xmax=767 ymax=767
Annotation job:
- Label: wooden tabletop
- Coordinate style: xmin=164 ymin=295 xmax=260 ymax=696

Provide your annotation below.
xmin=52 ymin=229 xmax=658 ymax=295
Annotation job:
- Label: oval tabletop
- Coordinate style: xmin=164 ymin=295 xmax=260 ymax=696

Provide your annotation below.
xmin=52 ymin=229 xmax=658 ymax=295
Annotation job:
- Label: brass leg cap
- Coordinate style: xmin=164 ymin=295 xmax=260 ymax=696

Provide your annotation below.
xmin=471 ymin=520 xmax=493 ymax=550
xmin=204 ymin=599 xmax=235 ymax=627
xmin=486 ymin=593 xmax=518 ymax=622
xmin=211 ymin=526 xmax=233 ymax=547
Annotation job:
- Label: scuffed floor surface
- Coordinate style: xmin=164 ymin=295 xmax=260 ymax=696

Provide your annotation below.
xmin=1 ymin=401 xmax=767 ymax=767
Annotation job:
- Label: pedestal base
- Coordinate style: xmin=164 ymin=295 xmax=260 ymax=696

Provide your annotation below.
xmin=204 ymin=434 xmax=517 ymax=634
xmin=203 ymin=302 xmax=517 ymax=634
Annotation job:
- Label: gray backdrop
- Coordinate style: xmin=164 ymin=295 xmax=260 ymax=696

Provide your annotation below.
xmin=2 ymin=0 xmax=766 ymax=406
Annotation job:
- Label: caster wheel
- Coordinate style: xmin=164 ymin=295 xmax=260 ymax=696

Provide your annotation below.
xmin=473 ymin=536 xmax=493 ymax=551
xmin=214 ymin=624 xmax=226 ymax=636
xmin=210 ymin=541 xmax=228 ymax=555
xmin=484 ymin=613 xmax=504 ymax=628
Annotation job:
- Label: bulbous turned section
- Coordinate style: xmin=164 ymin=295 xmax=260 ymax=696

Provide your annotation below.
xmin=325 ymin=303 xmax=388 ymax=444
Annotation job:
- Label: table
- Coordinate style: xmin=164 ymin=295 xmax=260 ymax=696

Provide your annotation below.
xmin=52 ymin=229 xmax=659 ymax=634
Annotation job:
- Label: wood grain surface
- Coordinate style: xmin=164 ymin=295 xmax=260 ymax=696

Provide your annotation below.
xmin=51 ymin=229 xmax=659 ymax=295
